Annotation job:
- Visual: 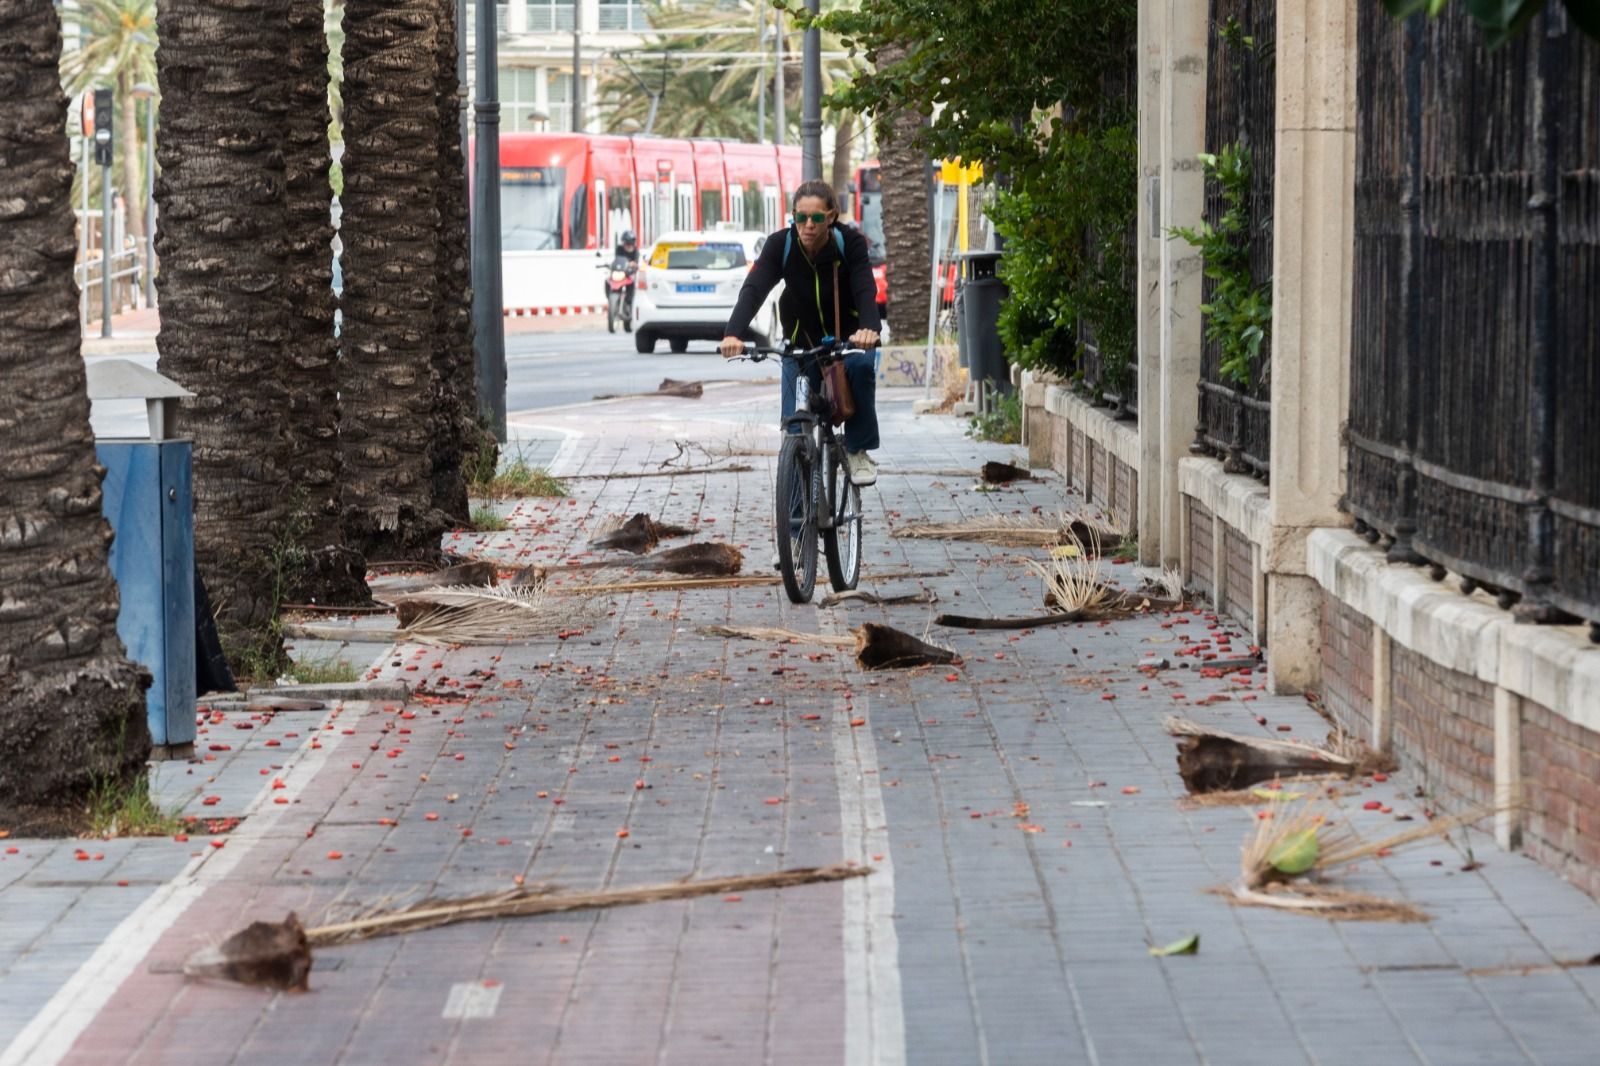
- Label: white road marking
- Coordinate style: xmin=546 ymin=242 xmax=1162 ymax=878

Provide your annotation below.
xmin=442 ymin=981 xmax=503 ymax=1019
xmin=833 ymin=691 xmax=906 ymax=1066
xmin=0 ymin=644 xmax=400 ymax=1066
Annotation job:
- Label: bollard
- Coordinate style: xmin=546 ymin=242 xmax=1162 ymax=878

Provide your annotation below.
xmin=86 ymin=360 xmax=198 ymax=757
xmin=960 ymin=251 xmax=1010 ymax=406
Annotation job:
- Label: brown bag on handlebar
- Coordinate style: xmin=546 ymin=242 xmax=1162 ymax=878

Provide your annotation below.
xmin=820 ymin=261 xmax=856 ymax=426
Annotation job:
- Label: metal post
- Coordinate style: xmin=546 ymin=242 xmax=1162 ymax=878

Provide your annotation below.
xmin=457 ymin=0 xmax=469 ymax=175
xmin=101 ymin=157 xmax=113 ymax=338
xmin=921 ymin=180 xmax=943 ymax=403
xmin=773 ymin=10 xmax=784 ymax=146
xmin=1386 ymin=12 xmax=1424 ymax=565
xmin=571 ymin=0 xmax=582 ymax=132
xmin=80 ymin=119 xmax=89 ymax=330
xmin=1516 ymin=8 xmax=1563 ymax=622
xmin=143 ymin=97 xmax=155 ymax=308
xmin=473 ymin=0 xmax=508 ymax=439
xmin=756 ymin=0 xmax=766 ymax=143
xmin=799 ymin=0 xmax=821 ymax=180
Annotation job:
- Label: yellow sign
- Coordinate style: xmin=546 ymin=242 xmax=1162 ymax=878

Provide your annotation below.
xmin=937 ymin=160 xmax=984 ymax=185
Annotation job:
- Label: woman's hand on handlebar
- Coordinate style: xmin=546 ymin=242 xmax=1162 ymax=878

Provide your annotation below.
xmin=719 ymin=336 xmax=746 ymax=359
xmin=848 ymin=328 xmax=880 ymax=350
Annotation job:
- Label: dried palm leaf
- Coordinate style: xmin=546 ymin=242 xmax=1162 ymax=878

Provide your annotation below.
xmin=393 ymin=586 xmax=601 ymax=645
xmin=1165 ymin=715 xmax=1367 ymax=793
xmin=1223 ymin=883 xmax=1430 ymax=923
xmin=893 ymin=511 xmax=1111 ymax=548
xmin=1025 ymin=527 xmax=1112 ymax=613
xmin=552 ymin=574 xmax=782 ymax=595
xmin=702 ymin=625 xmax=855 ymax=647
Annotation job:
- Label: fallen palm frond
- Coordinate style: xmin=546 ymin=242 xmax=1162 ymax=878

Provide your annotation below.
xmin=936 ymin=610 xmax=1085 ymax=630
xmin=184 ymin=865 xmax=872 ymax=991
xmin=818 ymin=588 xmax=939 ymax=608
xmin=1221 ymin=883 xmax=1430 ymax=923
xmin=589 ymin=513 xmax=657 ymax=554
xmin=593 ymin=378 xmax=705 ymax=400
xmin=702 ymin=624 xmax=855 ymax=647
xmin=892 ymin=511 xmax=1113 ymax=549
xmin=854 ymin=623 xmax=959 ymax=670
xmin=1176 ymin=778 xmax=1339 ymax=809
xmin=980 ymin=460 xmax=1033 ymax=484
xmin=1136 ymin=565 xmax=1186 ymax=603
xmin=369 ymin=561 xmax=499 ymax=604
xmin=552 ymin=574 xmax=783 ymax=595
xmin=1026 ymin=526 xmax=1112 ymax=613
xmin=565 ymin=542 xmax=745 ymax=577
xmin=1164 ymin=715 xmax=1387 ymax=793
xmin=392 ymin=586 xmax=601 ymax=645
xmin=565 ymin=463 xmax=756 ymax=481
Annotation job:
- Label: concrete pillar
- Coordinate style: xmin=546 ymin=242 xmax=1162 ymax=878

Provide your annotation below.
xmin=1136 ymin=0 xmax=1166 ymax=566
xmin=1264 ymin=0 xmax=1357 ymax=693
xmin=1371 ymin=626 xmax=1393 ymax=753
xmin=1494 ymin=686 xmax=1524 ymax=851
xmin=1157 ymin=0 xmax=1208 ymax=569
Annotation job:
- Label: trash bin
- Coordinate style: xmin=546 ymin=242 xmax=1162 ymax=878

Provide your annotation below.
xmin=960 ymin=251 xmax=1010 ymax=398
xmin=86 ymin=360 xmax=198 ymax=756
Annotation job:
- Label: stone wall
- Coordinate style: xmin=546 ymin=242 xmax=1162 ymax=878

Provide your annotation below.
xmin=1523 ymin=702 xmax=1600 ymax=900
xmin=1187 ymin=497 xmax=1214 ymax=598
xmin=1390 ymin=645 xmax=1496 ymax=812
xmin=1024 ymin=383 xmax=1139 ymax=534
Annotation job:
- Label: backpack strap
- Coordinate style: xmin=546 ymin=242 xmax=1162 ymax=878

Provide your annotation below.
xmin=782 ymin=226 xmax=847 ymax=269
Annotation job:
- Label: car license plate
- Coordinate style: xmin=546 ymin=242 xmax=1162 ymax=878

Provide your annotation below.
xmin=676 ymin=283 xmax=715 ymax=293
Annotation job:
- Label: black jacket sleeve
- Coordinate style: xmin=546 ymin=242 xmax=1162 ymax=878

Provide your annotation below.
xmin=724 ymin=232 xmax=785 ymax=338
xmin=842 ymin=226 xmax=881 ymax=334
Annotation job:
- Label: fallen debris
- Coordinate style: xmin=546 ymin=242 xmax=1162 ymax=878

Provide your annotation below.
xmin=586 ymin=513 xmax=693 ymax=554
xmin=392 ymin=586 xmax=601 ymax=645
xmin=935 ymin=611 xmax=1084 ymax=630
xmin=183 ymin=913 xmax=312 ymax=992
xmin=554 ymin=574 xmax=782 ymax=595
xmin=564 ymin=463 xmax=756 ymax=481
xmin=185 ymin=865 xmax=872 ymax=990
xmin=853 ymin=623 xmax=959 ymax=670
xmin=818 ymin=588 xmax=939 ymax=608
xmin=1164 ymin=715 xmax=1388 ymax=793
xmin=981 ymin=460 xmax=1034 ymax=484
xmin=702 ymin=624 xmax=855 ymax=647
xmin=593 ymin=378 xmax=705 ymax=400
xmin=894 ymin=512 xmax=1114 ymax=550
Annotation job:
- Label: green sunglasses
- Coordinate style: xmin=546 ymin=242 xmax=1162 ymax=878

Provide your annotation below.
xmin=793 ymin=211 xmax=830 ymax=225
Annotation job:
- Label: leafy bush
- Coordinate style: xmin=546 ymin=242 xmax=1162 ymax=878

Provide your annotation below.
xmin=967 ymin=392 xmax=1022 ymax=443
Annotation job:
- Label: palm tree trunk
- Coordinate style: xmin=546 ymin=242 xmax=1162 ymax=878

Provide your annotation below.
xmin=874 ymin=42 xmax=931 ymax=340
xmin=117 ymin=71 xmax=144 ymax=243
xmin=0 ymin=4 xmax=150 ymax=806
xmin=430 ymin=0 xmax=474 ymax=526
xmin=283 ymin=0 xmax=370 ymax=605
xmin=339 ymin=0 xmax=447 ymax=560
xmin=830 ymin=110 xmax=855 ymax=219
xmin=154 ymin=0 xmax=295 ymax=670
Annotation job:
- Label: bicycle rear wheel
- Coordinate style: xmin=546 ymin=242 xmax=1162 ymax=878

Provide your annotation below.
xmin=774 ymin=434 xmax=818 ymax=603
xmin=821 ymin=442 xmax=863 ymax=591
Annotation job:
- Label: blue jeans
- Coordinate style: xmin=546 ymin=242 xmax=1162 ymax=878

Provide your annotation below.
xmin=780 ymin=351 xmax=880 ymax=453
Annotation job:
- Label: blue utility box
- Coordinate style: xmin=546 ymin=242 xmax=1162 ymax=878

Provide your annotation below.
xmin=87 ymin=360 xmax=197 ymax=754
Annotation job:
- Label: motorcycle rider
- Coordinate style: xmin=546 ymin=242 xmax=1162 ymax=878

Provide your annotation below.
xmin=613 ymin=229 xmax=639 ymax=266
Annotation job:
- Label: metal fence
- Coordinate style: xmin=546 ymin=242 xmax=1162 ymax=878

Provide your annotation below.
xmin=1345 ymin=6 xmax=1600 ymax=636
xmin=1192 ymin=0 xmax=1275 ymax=478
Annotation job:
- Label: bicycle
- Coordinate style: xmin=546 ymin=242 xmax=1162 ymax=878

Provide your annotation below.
xmin=736 ymin=339 xmax=867 ymax=603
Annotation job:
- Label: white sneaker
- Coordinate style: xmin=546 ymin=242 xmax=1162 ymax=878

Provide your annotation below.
xmin=771 ymin=550 xmax=782 ymax=571
xmin=846 ymin=451 xmax=878 ymax=487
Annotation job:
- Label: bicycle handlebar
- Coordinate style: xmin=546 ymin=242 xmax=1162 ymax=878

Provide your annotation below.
xmin=736 ymin=338 xmax=872 ymax=364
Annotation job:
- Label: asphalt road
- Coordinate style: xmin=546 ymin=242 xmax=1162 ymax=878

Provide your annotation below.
xmin=505 ymin=326 xmax=772 ymax=412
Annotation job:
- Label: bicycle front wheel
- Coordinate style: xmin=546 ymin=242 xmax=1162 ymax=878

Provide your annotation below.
xmin=774 ymin=434 xmax=818 ymax=603
xmin=822 ymin=444 xmax=863 ymax=592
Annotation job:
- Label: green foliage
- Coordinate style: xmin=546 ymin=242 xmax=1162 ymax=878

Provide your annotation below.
xmin=470 ymin=505 xmax=509 ymax=532
xmin=58 ymin=0 xmax=158 ymax=98
xmin=469 ymin=443 xmax=567 ymax=501
xmin=1383 ymin=0 xmax=1600 ymax=48
xmin=966 ymin=392 xmax=1022 ymax=444
xmin=286 ymin=656 xmax=361 ymax=684
xmin=1169 ymin=145 xmax=1272 ymax=389
xmin=988 ymin=122 xmax=1137 ymax=391
xmin=797 ymin=0 xmax=1139 ymax=393
xmin=87 ymin=771 xmax=181 ymax=837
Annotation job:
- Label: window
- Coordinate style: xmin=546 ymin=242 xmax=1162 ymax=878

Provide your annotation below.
xmin=762 ymin=185 xmax=780 ymax=232
xmin=664 ymin=244 xmax=746 ymax=270
xmin=525 ymin=1 xmax=574 ymax=32
xmin=546 ymin=70 xmax=572 ymax=133
xmin=594 ymin=181 xmax=607 ymax=250
xmin=499 ymin=66 xmax=544 ymax=132
xmin=743 ymin=182 xmax=763 ymax=230
xmin=637 ymin=180 xmax=654 ymax=244
xmin=596 ymin=0 xmax=645 ymax=32
xmin=569 ymin=183 xmax=588 ymax=248
xmin=606 ymin=182 xmax=634 ymax=244
xmin=501 ymin=165 xmax=565 ymax=250
xmin=676 ymin=181 xmax=694 ymax=231
xmin=699 ymin=188 xmax=723 ymax=228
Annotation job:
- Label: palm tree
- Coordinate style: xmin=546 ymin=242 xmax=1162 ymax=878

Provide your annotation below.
xmin=338 ymin=0 xmax=448 ymax=559
xmin=430 ymin=0 xmax=475 ymax=527
xmin=58 ymin=0 xmax=157 ymax=245
xmin=154 ymin=0 xmax=296 ymax=669
xmin=0 ymin=2 xmax=149 ymax=806
xmin=873 ymin=40 xmax=930 ymax=340
xmin=282 ymin=0 xmax=370 ymax=605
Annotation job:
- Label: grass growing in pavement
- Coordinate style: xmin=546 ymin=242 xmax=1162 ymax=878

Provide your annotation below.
xmin=286 ymin=656 xmax=361 ymax=685
xmin=471 ymin=459 xmax=567 ymax=501
xmin=471 ymin=505 xmax=509 ymax=531
xmin=87 ymin=772 xmax=183 ymax=838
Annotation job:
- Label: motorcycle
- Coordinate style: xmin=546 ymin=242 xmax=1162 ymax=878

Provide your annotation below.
xmin=602 ymin=256 xmax=637 ymax=334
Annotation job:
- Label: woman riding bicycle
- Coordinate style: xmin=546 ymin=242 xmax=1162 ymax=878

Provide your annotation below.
xmin=720 ymin=180 xmax=883 ymax=486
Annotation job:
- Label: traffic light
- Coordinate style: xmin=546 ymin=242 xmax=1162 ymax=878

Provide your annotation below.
xmin=93 ymin=87 xmax=113 ymax=166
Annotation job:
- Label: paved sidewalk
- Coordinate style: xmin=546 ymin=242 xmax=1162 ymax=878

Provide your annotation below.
xmin=4 ymin=385 xmax=1600 ymax=1065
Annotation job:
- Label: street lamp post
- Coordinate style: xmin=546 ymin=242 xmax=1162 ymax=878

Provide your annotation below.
xmin=473 ymin=0 xmax=509 ymax=439
xmin=132 ymin=82 xmax=157 ymax=309
xmin=572 ymin=0 xmax=583 ymax=133
xmin=93 ymin=86 xmax=114 ymax=338
xmin=756 ymin=0 xmax=766 ymax=144
xmin=773 ymin=10 xmax=784 ymax=146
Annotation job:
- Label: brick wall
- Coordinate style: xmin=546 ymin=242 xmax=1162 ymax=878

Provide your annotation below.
xmin=1188 ymin=497 xmax=1214 ymax=598
xmin=1113 ymin=460 xmax=1137 ymax=535
xmin=1070 ymin=425 xmax=1088 ymax=498
xmin=1088 ymin=439 xmax=1111 ymax=510
xmin=1319 ymin=595 xmax=1374 ymax=739
xmin=1390 ymin=645 xmax=1495 ymax=812
xmin=1025 ymin=405 xmax=1053 ymax=469
xmin=1521 ymin=702 xmax=1600 ymax=900
xmin=1221 ymin=523 xmax=1254 ymax=630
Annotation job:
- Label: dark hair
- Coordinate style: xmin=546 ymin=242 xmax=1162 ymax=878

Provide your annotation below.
xmin=791 ymin=180 xmax=840 ymax=215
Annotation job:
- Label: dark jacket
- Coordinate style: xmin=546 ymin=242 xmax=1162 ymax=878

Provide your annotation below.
xmin=725 ymin=223 xmax=882 ymax=346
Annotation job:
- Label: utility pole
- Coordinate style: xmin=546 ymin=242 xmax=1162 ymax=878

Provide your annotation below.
xmin=572 ymin=0 xmax=583 ymax=132
xmin=93 ymin=87 xmax=113 ymax=338
xmin=773 ymin=10 xmax=784 ymax=146
xmin=756 ymin=0 xmax=766 ymax=143
xmin=473 ymin=0 xmax=508 ymax=439
xmin=800 ymin=0 xmax=822 ymax=180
